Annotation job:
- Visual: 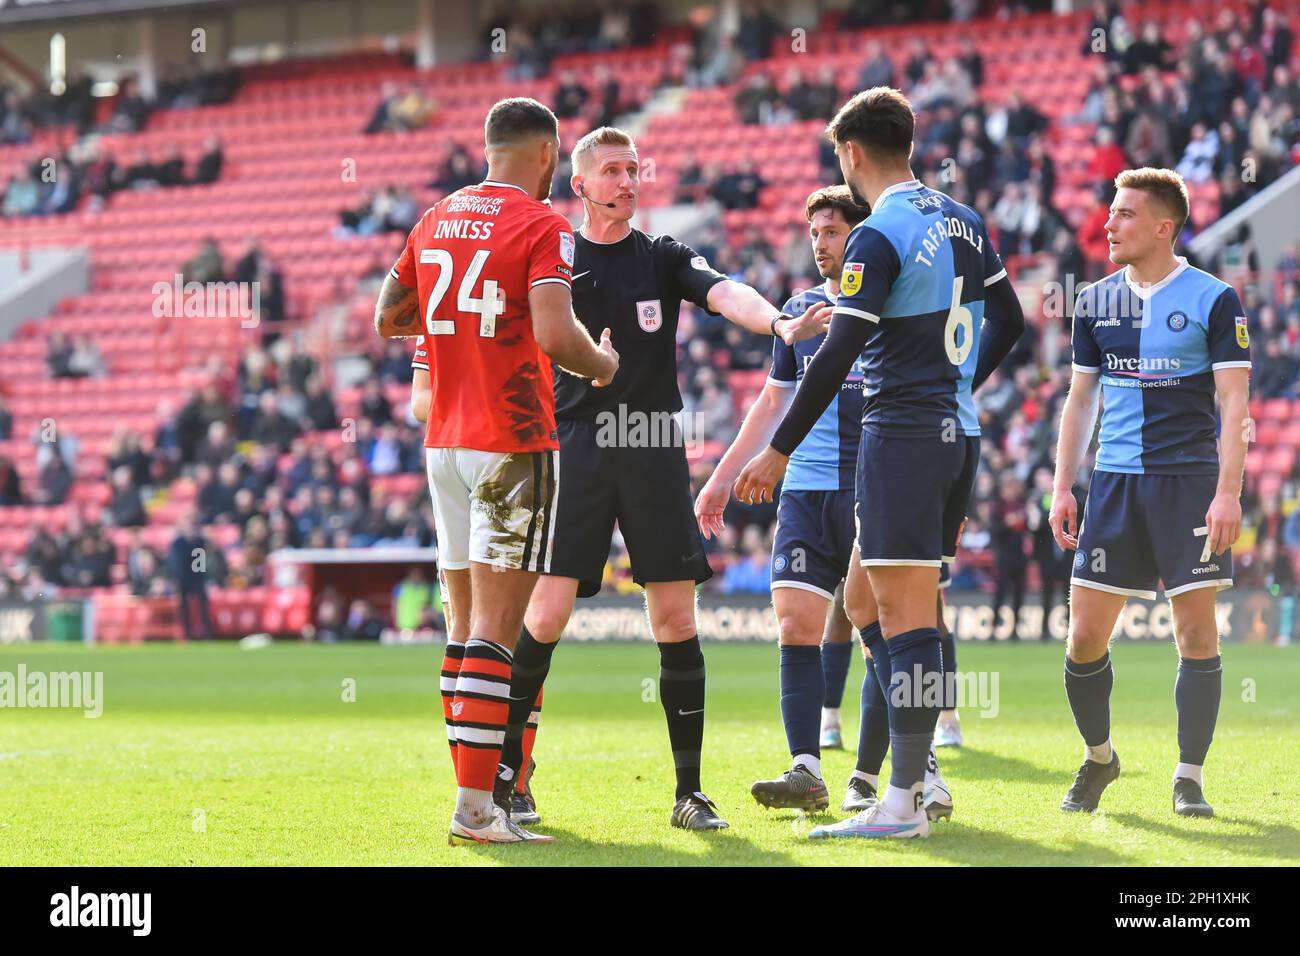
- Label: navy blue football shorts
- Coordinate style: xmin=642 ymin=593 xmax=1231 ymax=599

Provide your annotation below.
xmin=855 ymin=430 xmax=980 ymax=570
xmin=1072 ymin=470 xmax=1232 ymax=599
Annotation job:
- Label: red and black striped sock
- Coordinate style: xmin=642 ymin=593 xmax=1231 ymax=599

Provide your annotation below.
xmin=451 ymin=639 xmax=513 ymax=792
xmin=440 ymin=641 xmax=466 ymax=774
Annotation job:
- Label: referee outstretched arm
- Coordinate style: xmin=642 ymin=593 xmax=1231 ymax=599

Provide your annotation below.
xmin=706 ymin=278 xmax=832 ymax=343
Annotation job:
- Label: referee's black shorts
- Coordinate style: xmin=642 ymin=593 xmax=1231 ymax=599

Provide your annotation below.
xmin=550 ymin=417 xmax=714 ymax=598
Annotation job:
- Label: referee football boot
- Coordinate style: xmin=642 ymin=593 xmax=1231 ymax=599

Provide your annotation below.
xmin=511 ymin=757 xmax=540 ymax=825
xmin=809 ymin=803 xmax=930 ymax=840
xmin=492 ymin=758 xmax=541 ymax=825
xmin=1061 ymin=751 xmax=1121 ymax=813
xmin=1172 ymin=777 xmax=1214 ymax=818
xmin=842 ymin=776 xmax=878 ymax=812
xmin=750 ymin=765 xmax=830 ymax=812
xmin=448 ymin=806 xmax=554 ymax=846
xmin=671 ymin=792 xmax=730 ymax=831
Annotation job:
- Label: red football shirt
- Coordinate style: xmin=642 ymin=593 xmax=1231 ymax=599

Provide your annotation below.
xmin=393 ymin=181 xmax=573 ymax=453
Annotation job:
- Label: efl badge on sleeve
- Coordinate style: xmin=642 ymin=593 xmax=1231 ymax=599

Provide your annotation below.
xmin=1235 ymin=315 xmax=1250 ymax=348
xmin=841 ymin=262 xmax=864 ymax=297
xmin=637 ymin=299 xmax=663 ymax=332
xmin=559 ymin=232 xmax=575 ymax=267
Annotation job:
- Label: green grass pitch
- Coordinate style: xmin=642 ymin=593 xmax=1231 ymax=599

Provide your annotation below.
xmin=1 ymin=641 xmax=1296 ymax=866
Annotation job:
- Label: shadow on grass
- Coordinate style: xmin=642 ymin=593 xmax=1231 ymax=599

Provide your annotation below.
xmin=1109 ymin=813 xmax=1300 ymax=864
xmin=466 ymin=826 xmax=805 ymax=867
xmin=941 ymin=746 xmax=1066 ymax=786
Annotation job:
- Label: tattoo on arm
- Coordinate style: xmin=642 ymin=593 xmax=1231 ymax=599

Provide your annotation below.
xmin=375 ymin=276 xmax=420 ymax=337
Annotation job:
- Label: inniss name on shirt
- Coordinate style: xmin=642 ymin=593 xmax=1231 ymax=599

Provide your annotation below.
xmin=433 ymin=218 xmax=497 ymax=240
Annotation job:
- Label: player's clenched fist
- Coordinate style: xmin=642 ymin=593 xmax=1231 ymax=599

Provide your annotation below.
xmin=1048 ymin=488 xmax=1079 ymax=552
xmin=592 ymin=327 xmax=619 ymax=387
xmin=733 ymin=446 xmax=789 ymax=505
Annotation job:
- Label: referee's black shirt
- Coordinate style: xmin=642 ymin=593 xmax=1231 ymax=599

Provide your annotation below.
xmin=554 ymin=229 xmax=728 ymax=420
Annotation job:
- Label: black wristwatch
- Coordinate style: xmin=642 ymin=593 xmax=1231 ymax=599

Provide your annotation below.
xmin=770 ymin=315 xmax=782 ymax=337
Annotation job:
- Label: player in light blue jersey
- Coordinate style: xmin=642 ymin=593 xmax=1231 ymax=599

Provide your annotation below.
xmin=1049 ymin=168 xmax=1251 ymax=818
xmin=695 ymin=186 xmax=956 ymax=820
xmin=736 ymin=88 xmax=1024 ymax=839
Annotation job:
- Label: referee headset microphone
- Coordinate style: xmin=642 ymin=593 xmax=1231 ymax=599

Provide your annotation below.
xmin=578 ymin=183 xmax=618 ymax=209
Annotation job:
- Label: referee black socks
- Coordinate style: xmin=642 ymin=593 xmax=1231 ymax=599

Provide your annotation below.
xmin=500 ymin=627 xmax=557 ymax=779
xmin=658 ymin=637 xmax=706 ymax=800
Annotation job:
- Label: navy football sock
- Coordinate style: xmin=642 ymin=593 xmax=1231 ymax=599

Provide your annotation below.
xmin=856 ymin=655 xmax=890 ymax=776
xmin=780 ymin=644 xmax=824 ymax=765
xmin=1064 ymin=652 xmax=1113 ymax=751
xmin=938 ymin=614 xmax=957 ymax=710
xmin=860 ymin=622 xmax=889 ymax=699
xmin=1175 ymin=655 xmax=1222 ymax=766
xmin=821 ymin=640 xmax=853 ymax=710
xmin=885 ymin=627 xmax=943 ymax=792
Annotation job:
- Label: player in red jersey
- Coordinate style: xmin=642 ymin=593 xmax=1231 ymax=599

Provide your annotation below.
xmin=376 ymin=97 xmax=618 ymax=845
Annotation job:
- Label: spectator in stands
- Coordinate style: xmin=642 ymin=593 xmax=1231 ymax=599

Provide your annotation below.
xmin=26 ymin=528 xmax=63 ymax=585
xmin=1027 ymin=467 xmax=1070 ymax=640
xmin=734 ymin=72 xmax=780 ymax=125
xmin=359 ymin=378 xmax=394 ymax=427
xmin=592 ymin=64 xmax=623 ymax=127
xmin=65 ymin=335 xmax=106 ymax=378
xmin=687 ymin=32 xmax=745 ymax=89
xmin=393 ymin=85 xmax=437 ymax=132
xmin=196 ymin=420 xmax=237 ymax=468
xmin=118 ymin=148 xmax=160 ymax=189
xmin=737 ymin=1 xmax=778 ymax=60
xmin=127 ymin=548 xmax=171 ymax=597
xmin=343 ymin=599 xmax=385 ymax=641
xmin=363 ymin=81 xmax=401 ymax=134
xmin=720 ymin=525 xmax=771 ymax=595
xmin=106 ymin=77 xmax=151 ymax=133
xmin=183 ymin=238 xmax=225 ymax=284
xmin=107 ymin=466 xmax=147 ymax=527
xmin=991 ymin=477 xmax=1030 ymax=640
xmin=430 ymin=143 xmax=481 ymax=195
xmin=155 ymin=144 xmax=186 ymax=187
xmin=46 ymin=332 xmax=74 ymax=378
xmin=0 ymin=456 xmax=21 ymax=506
xmin=33 ymin=454 xmax=73 ymax=506
xmin=857 ymin=39 xmax=894 ymax=90
xmin=0 ymin=395 xmax=11 ymax=442
xmin=0 ymin=88 xmax=32 ymax=145
xmin=708 ymin=160 xmax=766 ymax=210
xmin=169 ymin=511 xmax=215 ymax=639
xmin=554 ymin=70 xmax=591 ymax=119
xmin=191 ymin=135 xmax=224 ymax=185
xmin=248 ymin=389 xmax=298 ymax=453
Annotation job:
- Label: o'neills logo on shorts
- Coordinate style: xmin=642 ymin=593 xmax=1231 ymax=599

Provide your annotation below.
xmin=1192 ymin=565 xmax=1221 ymax=574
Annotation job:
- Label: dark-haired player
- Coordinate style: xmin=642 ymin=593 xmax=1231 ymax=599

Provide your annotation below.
xmin=737 ymin=87 xmax=1024 ymax=839
xmin=699 ymin=185 xmax=957 ymax=821
xmin=376 ymin=97 xmax=618 ymax=844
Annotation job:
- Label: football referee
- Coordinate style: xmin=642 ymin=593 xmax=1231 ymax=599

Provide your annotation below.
xmin=494 ymin=126 xmax=831 ymax=831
